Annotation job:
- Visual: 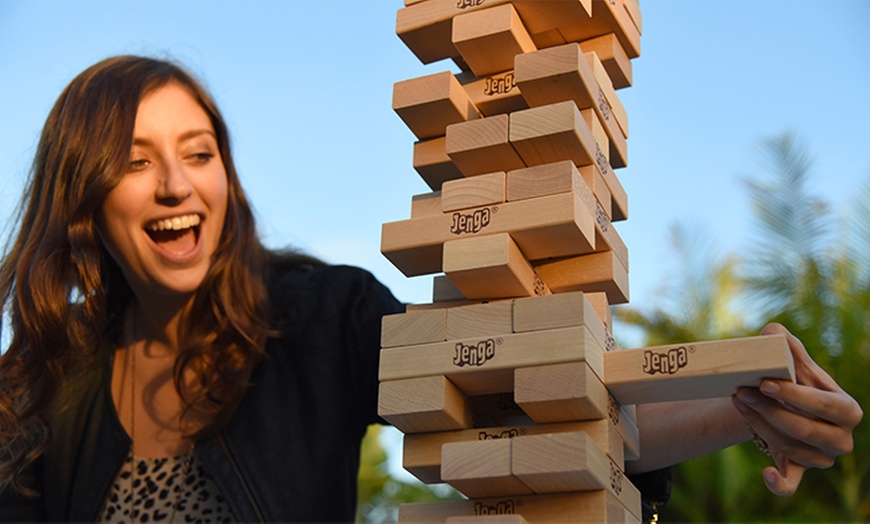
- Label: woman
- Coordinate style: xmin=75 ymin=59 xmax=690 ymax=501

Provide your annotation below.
xmin=0 ymin=55 xmax=861 ymax=522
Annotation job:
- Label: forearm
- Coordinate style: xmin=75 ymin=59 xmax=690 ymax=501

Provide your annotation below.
xmin=626 ymin=396 xmax=754 ymax=474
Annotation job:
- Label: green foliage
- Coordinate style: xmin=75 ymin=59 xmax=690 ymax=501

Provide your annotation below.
xmin=616 ymin=132 xmax=869 ymax=522
xmin=356 ymin=424 xmax=462 ymax=523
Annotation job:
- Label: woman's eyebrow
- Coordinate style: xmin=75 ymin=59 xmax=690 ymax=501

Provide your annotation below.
xmin=131 ymin=128 xmax=217 ymax=147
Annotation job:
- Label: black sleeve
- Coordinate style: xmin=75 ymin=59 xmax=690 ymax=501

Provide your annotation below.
xmin=627 ymin=467 xmax=673 ymax=522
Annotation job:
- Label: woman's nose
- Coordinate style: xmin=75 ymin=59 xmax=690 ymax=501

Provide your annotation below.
xmin=155 ymin=160 xmax=193 ymax=203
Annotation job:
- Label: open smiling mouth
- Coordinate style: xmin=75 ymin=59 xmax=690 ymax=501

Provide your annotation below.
xmin=146 ymin=214 xmax=201 ymax=255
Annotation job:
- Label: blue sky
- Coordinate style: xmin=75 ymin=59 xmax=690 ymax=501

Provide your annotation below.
xmin=1 ymin=0 xmax=868 ymax=328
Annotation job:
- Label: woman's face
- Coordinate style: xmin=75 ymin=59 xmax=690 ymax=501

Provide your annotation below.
xmin=98 ymin=82 xmax=228 ymax=304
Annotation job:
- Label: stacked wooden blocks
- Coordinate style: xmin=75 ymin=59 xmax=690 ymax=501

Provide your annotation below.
xmin=379 ymin=1 xmax=795 ymax=521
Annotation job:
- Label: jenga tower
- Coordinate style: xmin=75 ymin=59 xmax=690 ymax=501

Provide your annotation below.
xmin=378 ymin=1 xmax=795 ymax=522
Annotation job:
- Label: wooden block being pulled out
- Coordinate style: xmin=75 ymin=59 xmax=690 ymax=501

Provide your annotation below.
xmin=605 ymin=334 xmax=796 ymax=405
xmin=399 ymin=490 xmax=633 ymax=523
xmin=452 ymin=3 xmax=537 ymax=77
xmin=443 ymin=232 xmax=550 ymax=300
xmin=378 ymin=375 xmax=473 ymax=433
xmin=379 ymin=326 xmax=604 ymax=397
xmin=393 ymin=71 xmax=480 ymax=140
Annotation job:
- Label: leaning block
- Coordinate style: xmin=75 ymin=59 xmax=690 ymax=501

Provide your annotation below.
xmin=514 ymin=361 xmax=610 ymax=423
xmin=378 ymin=375 xmax=473 ymax=433
xmin=605 ymin=334 xmax=797 ymax=405
xmin=452 ymin=3 xmax=537 ymax=77
xmin=441 ymin=439 xmax=534 ymax=498
xmin=443 ymin=233 xmax=550 ymax=300
xmin=393 ymin=71 xmax=480 ymax=140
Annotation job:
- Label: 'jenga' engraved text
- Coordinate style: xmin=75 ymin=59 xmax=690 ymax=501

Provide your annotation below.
xmin=475 ymin=500 xmax=515 ymax=515
xmin=608 ymin=394 xmax=621 ymax=426
xmin=457 ymin=0 xmax=484 ymax=8
xmin=453 ymin=339 xmax=496 ymax=367
xmin=450 ymin=208 xmax=491 ymax=234
xmin=484 ymin=72 xmax=516 ymax=96
xmin=598 ymin=89 xmax=612 ymax=121
xmin=478 ymin=428 xmax=520 ymax=440
xmin=596 ymin=202 xmax=610 ymax=233
xmin=610 ymin=463 xmax=624 ymax=495
xmin=595 ymin=146 xmax=611 ymax=178
xmin=643 ymin=346 xmax=689 ymax=375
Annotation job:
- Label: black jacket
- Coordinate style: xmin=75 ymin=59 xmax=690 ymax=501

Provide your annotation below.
xmin=0 ymin=264 xmax=404 ymax=522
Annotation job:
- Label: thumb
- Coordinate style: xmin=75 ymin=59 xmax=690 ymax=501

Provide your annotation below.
xmin=762 ymin=453 xmax=805 ymax=496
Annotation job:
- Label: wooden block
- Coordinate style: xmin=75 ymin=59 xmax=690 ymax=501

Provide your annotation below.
xmin=398 ymin=491 xmax=629 ymax=523
xmin=579 ymin=33 xmax=632 ymax=89
xmin=584 ymin=291 xmax=613 ymax=334
xmin=534 ymin=250 xmax=630 ymax=305
xmin=381 ymin=189 xmax=596 ymax=277
xmin=414 ymin=137 xmax=465 ymax=190
xmin=441 ymin=439 xmax=533 ymax=498
xmin=393 ymin=71 xmax=480 ymax=140
xmin=447 ymin=516 xmax=528 ymax=524
xmin=452 ymin=4 xmax=537 ymax=77
xmin=444 ymin=233 xmax=550 ymax=300
xmin=379 ymin=326 xmax=604 ymax=397
xmin=511 ymin=431 xmax=611 ymax=493
xmin=441 ymin=171 xmax=506 ymax=212
xmin=514 ymin=43 xmax=599 ymax=115
xmin=580 ymin=164 xmax=612 ymax=220
xmin=605 ymin=334 xmax=797 ymax=405
xmin=512 ymin=292 xmax=607 ymax=352
xmin=403 ymin=420 xmax=624 ymax=483
xmin=514 ymin=361 xmax=609 ymax=422
xmin=378 ymin=375 xmax=473 ymax=433
xmin=446 ymin=114 xmax=526 ymax=177
xmin=396 ymin=0 xmax=593 ymax=65
xmin=459 ymin=70 xmax=528 ymax=117
xmin=511 ymin=432 xmax=641 ymax=517
xmin=530 ymin=28 xmax=566 ymax=49
xmin=585 ymin=50 xmax=629 ymax=140
xmin=470 ymin=392 xmax=534 ymax=428
xmin=446 ymin=300 xmax=513 ymax=340
xmin=623 ymin=0 xmax=642 ymax=35
xmin=509 ymin=100 xmax=597 ymax=168
xmin=411 ymin=191 xmax=444 ymax=218
xmin=610 ymin=394 xmax=640 ymax=461
xmin=558 ymin=0 xmax=641 ymax=59
xmin=381 ymin=308 xmax=447 ymax=348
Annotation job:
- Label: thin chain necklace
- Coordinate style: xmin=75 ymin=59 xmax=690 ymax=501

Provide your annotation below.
xmin=126 ymin=329 xmax=195 ymax=522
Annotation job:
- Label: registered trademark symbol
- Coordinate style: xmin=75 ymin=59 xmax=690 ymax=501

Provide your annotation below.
xmin=496 ymin=337 xmax=503 ymax=345
xmin=492 ymin=206 xmax=499 ymax=213
xmin=689 ymin=345 xmax=697 ymax=353
xmin=519 ymin=428 xmax=527 ymax=435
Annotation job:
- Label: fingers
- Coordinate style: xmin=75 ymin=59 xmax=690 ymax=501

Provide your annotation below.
xmin=758 ymin=378 xmax=863 ymax=431
xmin=761 ymin=323 xmax=839 ymax=391
xmin=762 ymin=457 xmax=805 ymax=497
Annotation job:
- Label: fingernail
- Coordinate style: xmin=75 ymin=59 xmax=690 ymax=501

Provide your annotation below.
xmin=764 ymin=469 xmax=777 ymax=486
xmin=732 ymin=397 xmax=748 ymax=412
xmin=760 ymin=381 xmax=780 ymax=395
xmin=737 ymin=389 xmax=757 ymax=404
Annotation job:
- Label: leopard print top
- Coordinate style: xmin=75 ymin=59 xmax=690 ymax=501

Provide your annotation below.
xmin=100 ymin=452 xmax=234 ymax=522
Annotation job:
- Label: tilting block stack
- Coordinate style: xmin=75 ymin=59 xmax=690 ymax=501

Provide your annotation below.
xmin=379 ymin=1 xmax=795 ymax=522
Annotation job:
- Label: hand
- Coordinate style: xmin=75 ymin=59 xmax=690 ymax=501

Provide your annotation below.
xmin=732 ymin=323 xmax=863 ymax=496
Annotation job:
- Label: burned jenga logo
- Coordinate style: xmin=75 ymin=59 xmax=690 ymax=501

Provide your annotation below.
xmin=597 ymin=88 xmax=612 ymax=121
xmin=643 ymin=346 xmax=689 ymax=375
xmin=610 ymin=463 xmax=624 ymax=495
xmin=450 ymin=208 xmax=491 ymax=235
xmin=605 ymin=333 xmax=618 ymax=352
xmin=478 ymin=428 xmax=521 ymax=440
xmin=485 ymin=72 xmax=516 ymax=96
xmin=475 ymin=500 xmax=516 ymax=515
xmin=453 ymin=338 xmax=497 ymax=367
xmin=533 ymin=276 xmax=547 ymax=296
xmin=595 ymin=146 xmax=611 ymax=179
xmin=607 ymin=394 xmax=621 ymax=425
xmin=457 ymin=0 xmax=485 ymax=8
xmin=595 ymin=202 xmax=610 ymax=233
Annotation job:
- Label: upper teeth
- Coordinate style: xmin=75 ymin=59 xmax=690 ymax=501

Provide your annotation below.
xmin=149 ymin=214 xmax=201 ymax=232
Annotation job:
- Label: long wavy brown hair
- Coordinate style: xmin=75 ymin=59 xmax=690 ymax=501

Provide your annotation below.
xmin=0 ymin=55 xmax=314 ymax=494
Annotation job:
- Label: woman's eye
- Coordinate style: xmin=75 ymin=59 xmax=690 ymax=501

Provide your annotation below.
xmin=189 ymin=152 xmax=214 ymax=164
xmin=129 ymin=159 xmax=149 ymax=171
